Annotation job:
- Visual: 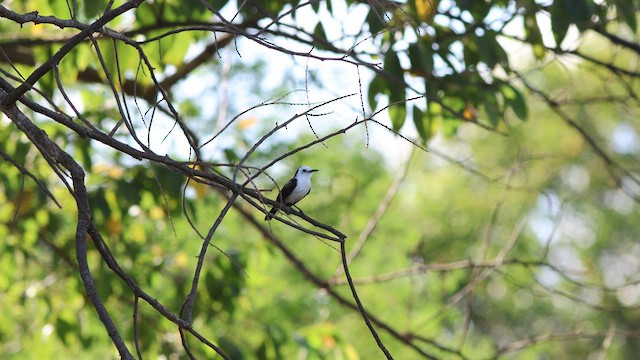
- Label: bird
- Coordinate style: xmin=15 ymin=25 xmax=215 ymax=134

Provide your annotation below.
xmin=265 ymin=165 xmax=318 ymax=220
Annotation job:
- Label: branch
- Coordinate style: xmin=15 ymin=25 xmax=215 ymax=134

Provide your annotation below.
xmin=1 ymin=80 xmax=233 ymax=359
xmin=232 ymin=201 xmax=446 ymax=359
xmin=331 ymin=148 xmax=414 ymax=280
xmin=0 ymin=0 xmax=145 ymax=106
xmin=181 ymin=194 xmax=238 ymax=323
xmin=0 ymin=147 xmax=61 ymax=208
xmin=340 ymin=241 xmax=394 ymax=359
xmin=0 ymin=89 xmax=134 ymax=359
xmin=515 ymin=70 xmax=640 ymax=202
xmin=593 ymin=25 xmax=640 ymax=55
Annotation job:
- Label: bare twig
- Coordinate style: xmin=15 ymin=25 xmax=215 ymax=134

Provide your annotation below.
xmin=340 ymin=240 xmax=394 ymax=359
xmin=133 ymin=296 xmax=143 ymax=360
xmin=0 ymin=147 xmax=61 ymax=208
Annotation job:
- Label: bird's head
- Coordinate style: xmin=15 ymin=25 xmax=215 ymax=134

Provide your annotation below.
xmin=296 ymin=165 xmax=318 ymax=178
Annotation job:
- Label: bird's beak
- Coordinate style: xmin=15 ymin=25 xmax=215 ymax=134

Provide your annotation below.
xmin=310 ymin=169 xmax=319 ymax=172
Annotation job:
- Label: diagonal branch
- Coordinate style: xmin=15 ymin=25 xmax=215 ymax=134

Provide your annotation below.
xmin=181 ymin=194 xmax=238 ymax=323
xmin=340 ymin=240 xmax=394 ymax=359
xmin=232 ymin=200 xmax=447 ymax=359
xmin=0 ymin=89 xmax=134 ymax=359
xmin=0 ymin=147 xmax=61 ymax=208
xmin=331 ymin=148 xmax=414 ymax=280
xmin=0 ymin=0 xmax=145 ymax=107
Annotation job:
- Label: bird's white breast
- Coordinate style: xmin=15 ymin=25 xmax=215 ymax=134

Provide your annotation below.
xmin=286 ymin=177 xmax=311 ymax=204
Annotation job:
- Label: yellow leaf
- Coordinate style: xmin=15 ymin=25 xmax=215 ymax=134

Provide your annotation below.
xmin=92 ymin=163 xmax=124 ymax=179
xmin=13 ymin=188 xmax=36 ymax=215
xmin=106 ymin=216 xmax=122 ymax=235
xmin=343 ymin=344 xmax=360 ymax=360
xmin=150 ymin=206 xmax=165 ymax=220
xmin=415 ymin=0 xmax=439 ymax=23
xmin=190 ymin=181 xmax=209 ymax=199
xmin=463 ymin=102 xmax=479 ymax=121
xmin=175 ymin=251 xmax=189 ymax=268
xmin=238 ymin=117 xmax=258 ymax=130
xmin=322 ymin=335 xmax=336 ymax=349
xmin=151 ymin=245 xmax=164 ymax=257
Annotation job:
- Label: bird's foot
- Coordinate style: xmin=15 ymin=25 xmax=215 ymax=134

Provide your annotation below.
xmin=293 ymin=205 xmax=305 ymax=215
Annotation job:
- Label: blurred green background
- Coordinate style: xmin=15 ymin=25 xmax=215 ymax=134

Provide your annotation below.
xmin=1 ymin=0 xmax=640 ymax=358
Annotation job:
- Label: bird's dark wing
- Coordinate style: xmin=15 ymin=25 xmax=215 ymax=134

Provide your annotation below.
xmin=278 ymin=178 xmax=298 ymax=204
xmin=265 ymin=178 xmax=297 ymax=220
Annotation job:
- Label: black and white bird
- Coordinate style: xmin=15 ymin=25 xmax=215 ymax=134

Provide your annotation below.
xmin=265 ymin=165 xmax=318 ymax=220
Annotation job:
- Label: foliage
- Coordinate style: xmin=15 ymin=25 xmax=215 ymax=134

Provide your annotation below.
xmin=1 ymin=0 xmax=640 ymax=359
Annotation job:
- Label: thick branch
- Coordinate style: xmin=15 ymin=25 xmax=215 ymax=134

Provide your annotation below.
xmin=0 ymin=90 xmax=134 ymax=359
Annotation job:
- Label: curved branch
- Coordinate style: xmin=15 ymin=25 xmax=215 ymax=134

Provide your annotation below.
xmin=0 ymin=89 xmax=134 ymax=359
xmin=232 ymin=201 xmax=446 ymax=359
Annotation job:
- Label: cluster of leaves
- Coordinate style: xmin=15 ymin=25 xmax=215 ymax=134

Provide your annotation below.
xmin=364 ymin=0 xmax=638 ymax=144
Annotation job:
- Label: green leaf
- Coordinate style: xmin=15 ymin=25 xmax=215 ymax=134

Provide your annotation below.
xmin=314 ymin=22 xmax=325 ymax=39
xmin=440 ymin=120 xmax=459 ymax=136
xmin=413 ymin=105 xmax=432 ymax=143
xmin=458 ymin=0 xmax=491 ymax=21
xmin=313 ymin=22 xmax=329 ymax=50
xmin=224 ymin=148 xmax=240 ymax=163
xmin=389 ymin=103 xmax=407 ymax=131
xmin=367 ymin=74 xmax=385 ymax=112
xmin=311 ymin=0 xmax=320 ymax=12
xmin=500 ymin=84 xmax=528 ymax=121
xmin=434 ymin=96 xmax=463 ymax=136
xmin=571 ymin=0 xmax=595 ymax=31
xmin=366 ymin=8 xmax=385 ymax=35
xmin=463 ymin=37 xmax=480 ymax=67
xmin=74 ymin=44 xmax=92 ymax=71
xmin=290 ymin=0 xmax=301 ymax=19
xmin=425 ymin=77 xmax=440 ymax=99
xmin=49 ymin=0 xmax=71 ymax=18
xmin=615 ymin=0 xmax=638 ymax=32
xmin=32 ymin=46 xmax=56 ymax=98
xmin=179 ymin=0 xmax=218 ymax=20
xmin=383 ymin=49 xmax=403 ymax=80
xmin=326 ymin=0 xmax=334 ymax=13
xmin=140 ymin=38 xmax=165 ymax=72
xmin=410 ymin=0 xmax=439 ymax=23
xmin=532 ymin=43 xmax=546 ymax=60
xmin=74 ymin=139 xmax=93 ymax=169
xmin=524 ymin=10 xmax=545 ymax=60
xmin=550 ymin=0 xmax=570 ymax=45
xmin=483 ymin=92 xmax=501 ymax=126
xmin=219 ymin=337 xmax=245 ymax=360
xmin=83 ymin=0 xmax=103 ymax=19
xmin=135 ymin=2 xmax=158 ymax=27
xmin=383 ymin=49 xmax=406 ymax=131
xmin=59 ymin=51 xmax=79 ymax=84
xmin=408 ymin=41 xmax=434 ymax=76
xmin=162 ymin=32 xmax=192 ymax=65
xmin=99 ymin=41 xmax=139 ymax=84
xmin=474 ymin=31 xmax=507 ymax=68
xmin=56 ymin=315 xmax=74 ymax=345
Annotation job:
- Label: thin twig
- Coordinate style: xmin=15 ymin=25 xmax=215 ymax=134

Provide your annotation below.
xmin=340 ymin=241 xmax=394 ymax=359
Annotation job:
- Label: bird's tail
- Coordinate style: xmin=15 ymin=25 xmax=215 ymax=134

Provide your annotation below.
xmin=264 ymin=206 xmax=278 ymax=220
